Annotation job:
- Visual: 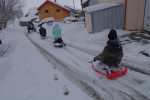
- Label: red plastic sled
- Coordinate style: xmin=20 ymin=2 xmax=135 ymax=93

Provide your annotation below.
xmin=92 ymin=64 xmax=128 ymax=80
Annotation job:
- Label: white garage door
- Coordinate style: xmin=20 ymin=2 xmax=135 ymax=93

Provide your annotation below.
xmin=143 ymin=0 xmax=150 ymax=31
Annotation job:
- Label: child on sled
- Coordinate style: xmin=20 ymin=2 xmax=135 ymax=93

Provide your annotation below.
xmin=93 ymin=29 xmax=123 ymax=73
xmin=52 ymin=22 xmax=65 ymax=46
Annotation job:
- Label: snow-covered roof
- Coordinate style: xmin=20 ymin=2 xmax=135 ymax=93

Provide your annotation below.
xmin=64 ymin=5 xmax=81 ymax=11
xmin=63 ymin=16 xmax=78 ymax=21
xmin=37 ymin=0 xmax=70 ymax=11
xmin=83 ymin=3 xmax=121 ymax=12
xmin=41 ymin=17 xmax=55 ymax=22
xmin=38 ymin=17 xmax=55 ymax=25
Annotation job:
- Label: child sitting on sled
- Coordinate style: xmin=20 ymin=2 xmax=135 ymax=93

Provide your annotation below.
xmin=93 ymin=29 xmax=123 ymax=68
xmin=52 ymin=22 xmax=65 ymax=46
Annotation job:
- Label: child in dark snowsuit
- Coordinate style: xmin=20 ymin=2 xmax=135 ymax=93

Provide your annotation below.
xmin=94 ymin=29 xmax=123 ymax=67
xmin=27 ymin=21 xmax=36 ymax=33
xmin=0 ymin=39 xmax=2 ymax=45
xmin=39 ymin=25 xmax=47 ymax=38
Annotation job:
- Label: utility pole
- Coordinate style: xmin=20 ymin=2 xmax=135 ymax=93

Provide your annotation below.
xmin=81 ymin=0 xmax=83 ymax=10
xmin=73 ymin=0 xmax=75 ymax=10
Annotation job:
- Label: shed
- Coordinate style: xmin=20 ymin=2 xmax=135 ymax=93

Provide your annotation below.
xmin=83 ymin=3 xmax=124 ymax=33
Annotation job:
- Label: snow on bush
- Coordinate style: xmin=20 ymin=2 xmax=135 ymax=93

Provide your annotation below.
xmin=0 ymin=42 xmax=15 ymax=56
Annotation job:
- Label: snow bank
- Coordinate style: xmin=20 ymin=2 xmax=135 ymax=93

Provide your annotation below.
xmin=64 ymin=16 xmax=78 ymax=21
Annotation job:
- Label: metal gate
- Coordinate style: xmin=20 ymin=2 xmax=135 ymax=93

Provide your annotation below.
xmin=143 ymin=0 xmax=150 ymax=31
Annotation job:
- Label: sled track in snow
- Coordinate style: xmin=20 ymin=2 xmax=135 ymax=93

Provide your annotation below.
xmin=26 ymin=36 xmax=103 ymax=100
xmin=66 ymin=43 xmax=150 ymax=76
xmin=26 ymin=35 xmax=134 ymax=100
xmin=26 ymin=35 xmax=150 ymax=100
xmin=62 ymin=44 xmax=150 ymax=100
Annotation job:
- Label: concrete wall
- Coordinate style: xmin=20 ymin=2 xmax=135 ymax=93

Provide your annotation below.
xmin=143 ymin=0 xmax=150 ymax=31
xmin=125 ymin=0 xmax=145 ymax=30
xmin=85 ymin=13 xmax=93 ymax=33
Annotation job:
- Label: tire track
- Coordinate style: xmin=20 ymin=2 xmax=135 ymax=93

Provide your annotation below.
xmin=26 ymin=35 xmax=105 ymax=100
xmin=27 ymin=33 xmax=150 ymax=100
xmin=63 ymin=43 xmax=150 ymax=100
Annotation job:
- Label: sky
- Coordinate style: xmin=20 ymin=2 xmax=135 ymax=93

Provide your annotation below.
xmin=23 ymin=0 xmax=82 ymax=13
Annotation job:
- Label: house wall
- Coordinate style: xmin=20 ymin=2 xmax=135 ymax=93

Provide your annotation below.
xmin=38 ymin=2 xmax=70 ymax=20
xmin=98 ymin=0 xmax=124 ymax=3
xmin=125 ymin=0 xmax=145 ymax=30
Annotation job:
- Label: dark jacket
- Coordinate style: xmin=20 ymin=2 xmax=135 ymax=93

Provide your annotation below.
xmin=94 ymin=38 xmax=123 ymax=65
xmin=39 ymin=27 xmax=46 ymax=37
xmin=107 ymin=38 xmax=123 ymax=54
xmin=0 ymin=39 xmax=2 ymax=45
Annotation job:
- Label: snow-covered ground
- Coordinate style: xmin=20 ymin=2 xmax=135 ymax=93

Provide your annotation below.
xmin=0 ymin=27 xmax=93 ymax=100
xmin=35 ymin=21 xmax=150 ymax=72
xmin=0 ymin=21 xmax=150 ymax=100
xmin=29 ymin=21 xmax=150 ymax=100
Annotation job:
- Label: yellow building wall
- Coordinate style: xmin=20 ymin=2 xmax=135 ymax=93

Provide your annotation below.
xmin=38 ymin=2 xmax=70 ymax=20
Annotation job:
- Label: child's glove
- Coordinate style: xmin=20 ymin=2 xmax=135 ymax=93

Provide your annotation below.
xmin=93 ymin=57 xmax=96 ymax=62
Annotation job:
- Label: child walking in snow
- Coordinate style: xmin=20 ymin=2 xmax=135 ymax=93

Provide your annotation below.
xmin=93 ymin=29 xmax=123 ymax=67
xmin=52 ymin=22 xmax=65 ymax=45
xmin=39 ymin=25 xmax=47 ymax=39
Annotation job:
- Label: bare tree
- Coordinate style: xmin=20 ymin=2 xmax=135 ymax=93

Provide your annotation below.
xmin=0 ymin=0 xmax=24 ymax=29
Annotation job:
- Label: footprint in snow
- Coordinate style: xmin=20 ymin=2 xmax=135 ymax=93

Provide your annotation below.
xmin=63 ymin=85 xmax=69 ymax=96
xmin=53 ymin=74 xmax=58 ymax=81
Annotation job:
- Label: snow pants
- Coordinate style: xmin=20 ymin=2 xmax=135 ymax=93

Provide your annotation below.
xmin=94 ymin=46 xmax=123 ymax=66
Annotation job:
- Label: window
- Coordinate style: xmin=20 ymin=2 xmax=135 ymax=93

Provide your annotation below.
xmin=56 ymin=9 xmax=60 ymax=12
xmin=45 ymin=10 xmax=49 ymax=13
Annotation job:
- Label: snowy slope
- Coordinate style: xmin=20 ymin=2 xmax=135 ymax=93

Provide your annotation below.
xmin=0 ymin=20 xmax=150 ymax=100
xmin=27 ymin=22 xmax=150 ymax=100
xmin=0 ymin=27 xmax=93 ymax=100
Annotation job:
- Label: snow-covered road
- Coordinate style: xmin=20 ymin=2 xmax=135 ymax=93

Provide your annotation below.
xmin=28 ymin=30 xmax=150 ymax=100
xmin=0 ymin=21 xmax=150 ymax=100
xmin=0 ymin=28 xmax=93 ymax=100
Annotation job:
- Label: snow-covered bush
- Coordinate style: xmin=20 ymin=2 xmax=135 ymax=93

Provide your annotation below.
xmin=0 ymin=0 xmax=24 ymax=29
xmin=0 ymin=34 xmax=15 ymax=57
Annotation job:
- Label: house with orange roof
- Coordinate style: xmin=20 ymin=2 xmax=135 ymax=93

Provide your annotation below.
xmin=37 ymin=0 xmax=70 ymax=20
